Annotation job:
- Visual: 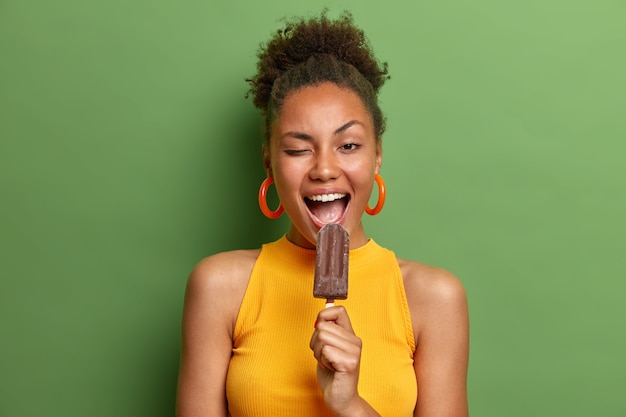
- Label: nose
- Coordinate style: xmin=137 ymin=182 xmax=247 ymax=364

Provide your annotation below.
xmin=309 ymin=148 xmax=340 ymax=181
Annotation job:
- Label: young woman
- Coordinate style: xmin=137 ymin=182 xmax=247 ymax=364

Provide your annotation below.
xmin=176 ymin=11 xmax=469 ymax=417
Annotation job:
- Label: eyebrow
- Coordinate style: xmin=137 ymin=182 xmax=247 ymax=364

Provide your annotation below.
xmin=335 ymin=120 xmax=363 ymax=135
xmin=281 ymin=120 xmax=364 ymax=140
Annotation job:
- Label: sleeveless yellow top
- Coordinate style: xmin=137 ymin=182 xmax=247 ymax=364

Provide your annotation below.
xmin=226 ymin=236 xmax=417 ymax=417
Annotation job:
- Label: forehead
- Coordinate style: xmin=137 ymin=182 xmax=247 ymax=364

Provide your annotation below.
xmin=276 ymin=82 xmax=373 ymax=129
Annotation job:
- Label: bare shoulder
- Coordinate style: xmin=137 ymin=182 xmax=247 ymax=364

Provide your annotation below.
xmin=397 ymin=258 xmax=466 ymax=305
xmin=188 ymin=249 xmax=260 ymax=290
xmin=397 ymin=258 xmax=468 ymax=342
xmin=184 ymin=249 xmax=261 ymax=335
xmin=177 ymin=249 xmax=260 ymax=416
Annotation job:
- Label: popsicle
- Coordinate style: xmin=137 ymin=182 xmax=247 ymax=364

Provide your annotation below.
xmin=314 ymin=223 xmax=349 ymax=307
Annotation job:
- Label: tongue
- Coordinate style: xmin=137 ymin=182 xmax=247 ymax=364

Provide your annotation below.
xmin=308 ymin=199 xmax=345 ymax=223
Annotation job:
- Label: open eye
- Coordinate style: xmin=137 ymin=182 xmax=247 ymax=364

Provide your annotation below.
xmin=340 ymin=143 xmax=361 ymax=152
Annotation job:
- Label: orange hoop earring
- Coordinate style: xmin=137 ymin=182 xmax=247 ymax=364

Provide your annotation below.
xmin=258 ymin=177 xmax=284 ymax=219
xmin=366 ymin=174 xmax=386 ymax=216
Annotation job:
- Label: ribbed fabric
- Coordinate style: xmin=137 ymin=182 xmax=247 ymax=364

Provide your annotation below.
xmin=226 ymin=236 xmax=417 ymax=417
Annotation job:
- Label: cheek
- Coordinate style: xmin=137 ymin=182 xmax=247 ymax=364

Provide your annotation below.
xmin=346 ymin=157 xmax=377 ymax=178
xmin=347 ymin=164 xmax=377 ymax=194
xmin=274 ymin=164 xmax=303 ymax=201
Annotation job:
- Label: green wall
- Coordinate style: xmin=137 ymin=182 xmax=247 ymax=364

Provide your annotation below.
xmin=1 ymin=1 xmax=625 ymax=416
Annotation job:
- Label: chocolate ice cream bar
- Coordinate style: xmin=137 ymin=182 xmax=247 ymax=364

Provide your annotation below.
xmin=314 ymin=223 xmax=349 ymax=306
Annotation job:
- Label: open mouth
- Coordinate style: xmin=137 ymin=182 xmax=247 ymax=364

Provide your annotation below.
xmin=305 ymin=193 xmax=349 ymax=224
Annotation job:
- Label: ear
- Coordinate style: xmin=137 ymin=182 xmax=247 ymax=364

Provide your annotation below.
xmin=375 ymin=141 xmax=383 ymax=174
xmin=262 ymin=144 xmax=273 ymax=177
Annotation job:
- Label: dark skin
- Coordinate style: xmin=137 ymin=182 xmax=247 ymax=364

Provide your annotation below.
xmin=176 ymin=82 xmax=469 ymax=416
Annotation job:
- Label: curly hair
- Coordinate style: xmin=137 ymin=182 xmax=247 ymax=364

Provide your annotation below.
xmin=246 ymin=11 xmax=390 ymax=143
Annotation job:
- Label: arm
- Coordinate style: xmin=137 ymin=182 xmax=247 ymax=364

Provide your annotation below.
xmin=176 ymin=251 xmax=256 ymax=417
xmin=402 ymin=262 xmax=469 ymax=417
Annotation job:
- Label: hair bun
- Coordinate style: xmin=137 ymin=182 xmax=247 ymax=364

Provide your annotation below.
xmin=248 ymin=10 xmax=389 ymax=112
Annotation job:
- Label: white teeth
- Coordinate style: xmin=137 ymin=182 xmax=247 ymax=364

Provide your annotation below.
xmin=307 ymin=193 xmax=346 ymax=202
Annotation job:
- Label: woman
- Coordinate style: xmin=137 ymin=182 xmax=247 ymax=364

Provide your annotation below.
xmin=176 ymin=11 xmax=469 ymax=417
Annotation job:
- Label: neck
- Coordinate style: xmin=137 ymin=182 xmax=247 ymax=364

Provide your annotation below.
xmin=286 ymin=222 xmax=369 ymax=250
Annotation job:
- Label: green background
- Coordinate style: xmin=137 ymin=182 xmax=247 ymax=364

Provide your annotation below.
xmin=1 ymin=0 xmax=625 ymax=416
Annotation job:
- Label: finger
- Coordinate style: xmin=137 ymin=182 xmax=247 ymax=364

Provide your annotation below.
xmin=310 ymin=324 xmax=362 ymax=367
xmin=318 ymin=343 xmax=361 ymax=374
xmin=315 ymin=321 xmax=358 ymax=347
xmin=309 ymin=326 xmax=320 ymax=351
xmin=311 ymin=317 xmax=358 ymax=354
xmin=310 ymin=306 xmax=359 ymax=354
xmin=315 ymin=328 xmax=362 ymax=356
xmin=316 ymin=305 xmax=355 ymax=333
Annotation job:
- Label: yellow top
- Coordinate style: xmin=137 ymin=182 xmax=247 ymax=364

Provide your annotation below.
xmin=226 ymin=236 xmax=417 ymax=417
